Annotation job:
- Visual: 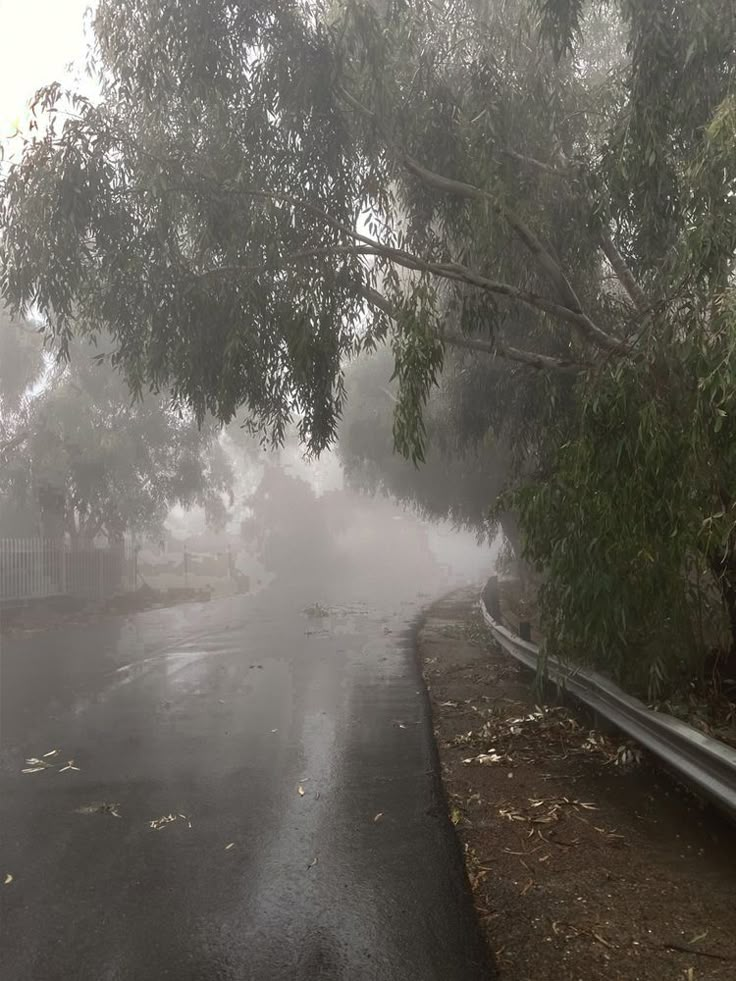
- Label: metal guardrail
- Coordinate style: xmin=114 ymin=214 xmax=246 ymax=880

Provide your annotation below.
xmin=479 ymin=579 xmax=736 ymax=821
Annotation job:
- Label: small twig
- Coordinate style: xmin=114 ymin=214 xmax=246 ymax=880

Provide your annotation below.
xmin=662 ymin=942 xmax=733 ymax=962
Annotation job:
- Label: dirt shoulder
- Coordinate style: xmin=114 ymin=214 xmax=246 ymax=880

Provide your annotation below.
xmin=419 ymin=588 xmax=736 ymax=981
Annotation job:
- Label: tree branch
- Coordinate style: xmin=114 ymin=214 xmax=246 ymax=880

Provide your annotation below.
xmin=498 ymin=147 xmax=570 ymax=177
xmin=336 ymin=86 xmax=595 ymax=320
xmin=202 ymin=201 xmax=627 ymax=353
xmin=358 ymin=284 xmax=585 ymax=372
xmin=599 ymin=231 xmax=650 ymax=314
xmin=443 ymin=331 xmax=584 ymax=372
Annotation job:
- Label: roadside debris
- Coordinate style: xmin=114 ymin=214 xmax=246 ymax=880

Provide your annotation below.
xmin=462 ymin=750 xmax=511 ymax=766
xmin=4 ymin=873 xmax=13 ymax=885
xmin=76 ymin=801 xmax=121 ymax=817
xmin=149 ymin=812 xmax=191 ymax=831
xmin=225 ymin=842 xmax=235 ymax=850
xmin=21 ymin=751 xmax=79 ymax=774
xmin=420 ymin=591 xmax=736 ymax=980
xmin=297 ymin=785 xmax=305 ymax=796
xmin=373 ymin=812 xmax=384 ymax=823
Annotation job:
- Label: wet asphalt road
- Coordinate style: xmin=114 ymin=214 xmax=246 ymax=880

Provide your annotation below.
xmin=0 ymin=511 xmax=492 ymax=979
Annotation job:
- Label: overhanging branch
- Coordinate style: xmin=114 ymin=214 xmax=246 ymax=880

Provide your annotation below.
xmin=205 ymin=193 xmax=627 ymax=353
xmin=358 ymin=284 xmax=586 ymax=373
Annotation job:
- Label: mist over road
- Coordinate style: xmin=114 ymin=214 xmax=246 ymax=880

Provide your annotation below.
xmin=1 ymin=485 xmax=492 ymax=980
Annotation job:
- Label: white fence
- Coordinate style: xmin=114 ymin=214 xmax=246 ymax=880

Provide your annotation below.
xmin=0 ymin=539 xmax=136 ymax=603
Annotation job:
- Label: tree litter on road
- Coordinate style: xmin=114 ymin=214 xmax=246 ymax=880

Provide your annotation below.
xmin=21 ymin=751 xmax=79 ymax=774
xmin=149 ymin=813 xmax=191 ymax=831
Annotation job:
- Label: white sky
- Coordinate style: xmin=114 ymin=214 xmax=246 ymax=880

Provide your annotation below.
xmin=0 ymin=0 xmax=91 ymax=137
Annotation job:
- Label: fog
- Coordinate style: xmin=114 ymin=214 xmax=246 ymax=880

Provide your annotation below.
xmin=3 ymin=0 xmax=734 ymax=978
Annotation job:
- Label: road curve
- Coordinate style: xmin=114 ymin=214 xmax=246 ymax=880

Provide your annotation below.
xmin=1 ymin=501 xmax=492 ymax=980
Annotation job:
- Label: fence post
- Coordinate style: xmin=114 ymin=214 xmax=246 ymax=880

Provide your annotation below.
xmin=98 ymin=548 xmax=105 ymax=600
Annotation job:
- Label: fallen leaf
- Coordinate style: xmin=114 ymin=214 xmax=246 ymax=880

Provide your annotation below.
xmin=374 ymin=812 xmax=384 ymax=823
xmin=687 ymin=931 xmax=708 ymax=945
xmin=298 ymin=785 xmax=305 ymax=796
xmin=4 ymin=873 xmax=12 ymax=885
xmin=21 ymin=767 xmax=47 ymax=774
xmin=592 ymin=933 xmax=614 ymax=949
xmin=462 ymin=751 xmax=509 ymax=766
xmin=225 ymin=842 xmax=235 ymax=850
xmin=149 ymin=814 xmax=179 ymax=831
xmin=43 ymin=749 xmax=59 ymax=758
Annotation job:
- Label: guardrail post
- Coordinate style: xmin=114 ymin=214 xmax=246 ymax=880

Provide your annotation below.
xmin=483 ymin=575 xmax=501 ymax=620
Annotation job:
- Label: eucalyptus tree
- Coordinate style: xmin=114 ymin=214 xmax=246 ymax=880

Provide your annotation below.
xmin=1 ymin=0 xmax=735 ymax=688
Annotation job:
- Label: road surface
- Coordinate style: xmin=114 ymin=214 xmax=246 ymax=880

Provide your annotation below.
xmin=1 ymin=495 xmax=492 ymax=980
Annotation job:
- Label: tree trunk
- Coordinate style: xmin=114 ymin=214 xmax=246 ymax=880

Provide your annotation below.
xmin=37 ymin=485 xmax=66 ymax=541
xmin=498 ymin=510 xmax=534 ymax=592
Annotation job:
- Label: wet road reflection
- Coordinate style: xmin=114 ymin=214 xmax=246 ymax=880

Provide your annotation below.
xmin=1 ymin=489 xmax=493 ymax=980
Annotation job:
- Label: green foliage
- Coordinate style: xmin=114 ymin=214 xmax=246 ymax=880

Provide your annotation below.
xmin=1 ymin=0 xmax=736 ymax=693
xmin=516 ymin=295 xmax=736 ymax=693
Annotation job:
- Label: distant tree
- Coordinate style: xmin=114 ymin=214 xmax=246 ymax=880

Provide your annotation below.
xmin=0 ymin=313 xmax=233 ymax=543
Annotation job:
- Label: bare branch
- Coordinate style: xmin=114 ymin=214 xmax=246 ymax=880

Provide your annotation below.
xmin=443 ymin=332 xmax=585 ymax=372
xmin=498 ymin=148 xmax=570 ymax=177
